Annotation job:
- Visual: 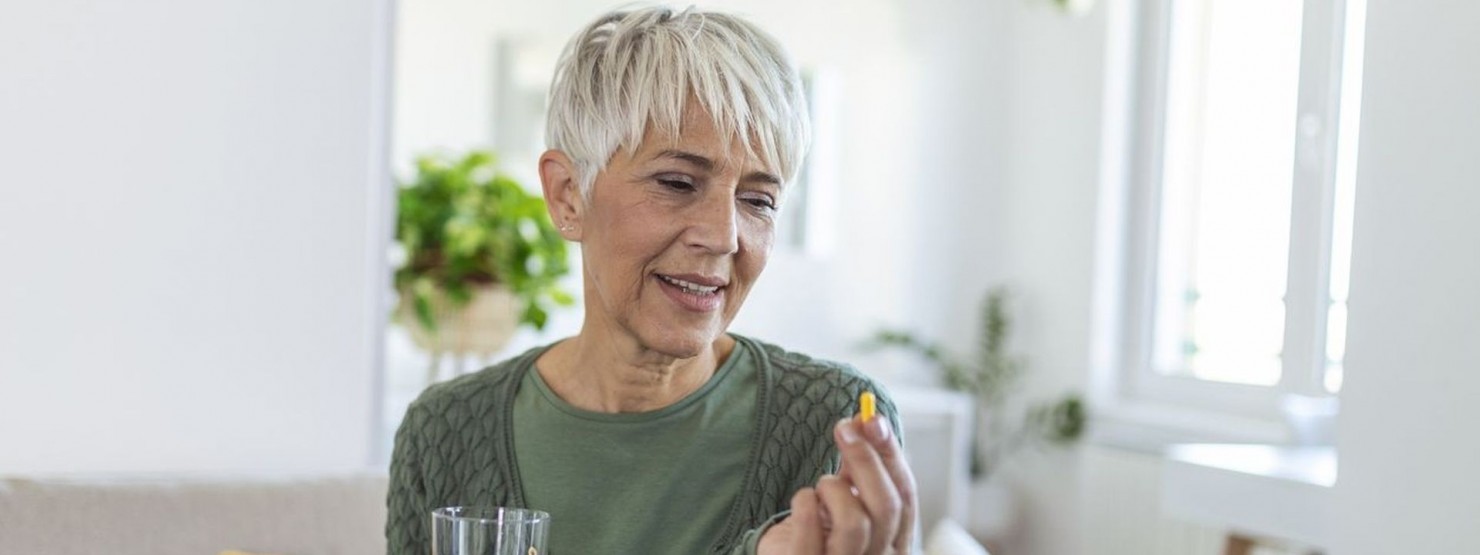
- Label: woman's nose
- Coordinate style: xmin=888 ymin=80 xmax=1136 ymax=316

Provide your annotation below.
xmin=686 ymin=190 xmax=740 ymax=255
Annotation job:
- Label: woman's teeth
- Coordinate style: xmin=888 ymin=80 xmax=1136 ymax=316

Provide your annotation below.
xmin=659 ymin=275 xmax=720 ymax=295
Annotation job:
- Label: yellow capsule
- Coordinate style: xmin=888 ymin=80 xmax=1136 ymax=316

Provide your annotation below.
xmin=860 ymin=391 xmax=876 ymax=423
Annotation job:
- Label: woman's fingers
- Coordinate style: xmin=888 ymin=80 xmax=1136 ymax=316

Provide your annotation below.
xmin=815 ymin=475 xmax=870 ymax=555
xmin=832 ymin=419 xmax=900 ymax=554
xmin=835 ymin=416 xmax=918 ymax=554
xmin=860 ymin=415 xmax=919 ymax=552
xmin=788 ymin=488 xmax=825 ymax=553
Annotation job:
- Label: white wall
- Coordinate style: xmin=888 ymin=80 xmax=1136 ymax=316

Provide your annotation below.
xmin=991 ymin=4 xmax=1110 ymax=552
xmin=1080 ymin=446 xmax=1226 ymax=555
xmin=0 ymin=0 xmax=392 ymax=474
xmin=911 ymin=1 xmax=1110 ymax=552
xmin=1331 ymin=0 xmax=1480 ymax=552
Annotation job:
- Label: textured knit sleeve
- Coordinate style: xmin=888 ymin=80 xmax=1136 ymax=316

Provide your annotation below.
xmin=820 ymin=376 xmax=905 ymax=473
xmin=729 ymin=511 xmax=789 ymax=555
xmin=386 ymin=402 xmax=429 ymax=555
xmin=723 ymin=376 xmax=905 ymax=554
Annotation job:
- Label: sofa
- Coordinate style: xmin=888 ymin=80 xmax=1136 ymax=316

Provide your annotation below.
xmin=0 ymin=471 xmax=991 ymax=554
xmin=0 ymin=473 xmax=388 ymax=555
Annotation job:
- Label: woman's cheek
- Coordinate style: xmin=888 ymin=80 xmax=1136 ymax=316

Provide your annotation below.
xmin=746 ymin=221 xmax=776 ymax=256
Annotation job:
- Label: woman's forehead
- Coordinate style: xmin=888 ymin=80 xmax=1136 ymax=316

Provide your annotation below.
xmin=625 ymin=112 xmax=780 ymax=178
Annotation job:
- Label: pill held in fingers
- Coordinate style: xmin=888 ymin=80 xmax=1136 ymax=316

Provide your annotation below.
xmin=859 ymin=391 xmax=876 ymax=422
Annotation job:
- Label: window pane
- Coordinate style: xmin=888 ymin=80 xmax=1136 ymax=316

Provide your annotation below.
xmin=1324 ymin=301 xmax=1348 ymax=391
xmin=1151 ymin=0 xmax=1305 ymax=386
xmin=1325 ymin=0 xmax=1368 ymax=393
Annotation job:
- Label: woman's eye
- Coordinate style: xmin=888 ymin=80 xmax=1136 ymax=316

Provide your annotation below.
xmin=742 ymin=195 xmax=777 ymax=211
xmin=657 ymin=178 xmax=695 ymax=191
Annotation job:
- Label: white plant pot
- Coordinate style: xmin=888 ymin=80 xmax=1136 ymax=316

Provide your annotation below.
xmin=394 ymin=283 xmax=520 ymax=361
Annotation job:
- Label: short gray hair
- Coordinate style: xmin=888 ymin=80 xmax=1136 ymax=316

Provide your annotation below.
xmin=545 ymin=6 xmax=810 ymax=195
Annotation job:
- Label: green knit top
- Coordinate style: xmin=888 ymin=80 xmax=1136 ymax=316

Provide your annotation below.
xmin=385 ymin=334 xmax=899 ymax=554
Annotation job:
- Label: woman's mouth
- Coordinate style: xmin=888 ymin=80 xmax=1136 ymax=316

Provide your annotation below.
xmin=658 ymin=274 xmax=722 ymax=294
xmin=655 ymin=274 xmax=726 ymax=312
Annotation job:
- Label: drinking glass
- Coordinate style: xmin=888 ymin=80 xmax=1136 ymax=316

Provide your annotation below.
xmin=431 ymin=506 xmax=551 ymax=555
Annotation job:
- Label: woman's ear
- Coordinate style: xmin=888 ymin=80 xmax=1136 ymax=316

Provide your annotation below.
xmin=539 ymin=149 xmax=584 ymax=242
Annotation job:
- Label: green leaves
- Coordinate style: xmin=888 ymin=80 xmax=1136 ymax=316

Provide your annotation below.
xmin=862 ymin=286 xmax=1087 ymax=479
xmin=393 ymin=150 xmax=572 ymax=332
xmin=1042 ymin=394 xmax=1087 ymax=443
xmin=862 ymin=288 xmax=1023 ymax=405
xmin=410 ymin=277 xmax=438 ymax=331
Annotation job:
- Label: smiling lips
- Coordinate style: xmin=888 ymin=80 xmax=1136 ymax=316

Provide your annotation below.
xmin=656 ymin=273 xmax=727 ymax=312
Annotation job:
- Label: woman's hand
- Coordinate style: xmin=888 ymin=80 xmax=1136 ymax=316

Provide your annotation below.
xmin=833 ymin=414 xmax=917 ymax=554
xmin=758 ymin=417 xmax=918 ymax=554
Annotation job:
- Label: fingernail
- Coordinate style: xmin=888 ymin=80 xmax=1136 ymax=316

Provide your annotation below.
xmin=838 ymin=418 xmax=859 ymax=444
xmin=868 ymin=416 xmax=890 ymax=441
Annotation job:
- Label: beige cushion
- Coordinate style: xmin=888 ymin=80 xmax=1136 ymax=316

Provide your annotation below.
xmin=0 ymin=473 xmax=387 ymax=555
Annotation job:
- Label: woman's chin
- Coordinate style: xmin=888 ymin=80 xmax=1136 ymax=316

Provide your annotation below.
xmin=640 ymin=328 xmax=724 ymax=359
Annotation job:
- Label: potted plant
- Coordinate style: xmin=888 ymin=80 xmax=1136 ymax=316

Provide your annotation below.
xmin=867 ymin=287 xmax=1085 ymax=475
xmin=864 ymin=287 xmax=1086 ymax=540
xmin=392 ymin=150 xmax=573 ymax=381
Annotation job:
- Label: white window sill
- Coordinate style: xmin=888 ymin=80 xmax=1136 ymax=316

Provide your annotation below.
xmin=1087 ymin=400 xmax=1336 ymax=548
xmin=1087 ymin=399 xmax=1293 ymax=454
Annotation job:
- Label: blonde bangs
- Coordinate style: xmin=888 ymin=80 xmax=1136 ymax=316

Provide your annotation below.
xmin=546 ymin=7 xmax=810 ymax=195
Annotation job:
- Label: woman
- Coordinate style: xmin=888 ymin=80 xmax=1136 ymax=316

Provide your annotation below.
xmin=387 ymin=6 xmax=917 ymax=554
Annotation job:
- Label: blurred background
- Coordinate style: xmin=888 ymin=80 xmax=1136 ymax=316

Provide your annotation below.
xmin=2 ymin=0 xmax=1477 ymax=554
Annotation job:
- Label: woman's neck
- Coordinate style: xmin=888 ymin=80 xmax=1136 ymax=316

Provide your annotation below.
xmin=536 ymin=331 xmax=735 ymax=413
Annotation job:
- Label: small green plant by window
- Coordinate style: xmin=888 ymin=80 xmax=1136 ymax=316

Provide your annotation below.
xmin=866 ymin=287 xmax=1086 ymax=478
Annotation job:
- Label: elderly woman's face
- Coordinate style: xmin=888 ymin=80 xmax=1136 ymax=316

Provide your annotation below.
xmin=576 ymin=112 xmax=780 ymax=358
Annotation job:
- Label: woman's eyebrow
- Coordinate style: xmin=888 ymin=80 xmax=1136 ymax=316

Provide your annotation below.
xmin=654 ymin=149 xmax=781 ymax=186
xmin=655 ymin=149 xmax=716 ymax=171
xmin=744 ymin=171 xmax=782 ymax=186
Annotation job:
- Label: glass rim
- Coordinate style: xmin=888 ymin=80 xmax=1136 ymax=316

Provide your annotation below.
xmin=431 ymin=506 xmax=551 ymax=524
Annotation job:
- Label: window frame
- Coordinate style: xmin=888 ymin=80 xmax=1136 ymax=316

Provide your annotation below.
xmin=1099 ymin=0 xmax=1361 ymax=428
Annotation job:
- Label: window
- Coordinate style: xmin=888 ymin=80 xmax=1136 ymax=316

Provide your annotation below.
xmin=1109 ymin=0 xmax=1367 ymax=420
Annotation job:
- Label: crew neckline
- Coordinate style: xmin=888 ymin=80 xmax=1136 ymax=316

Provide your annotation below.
xmin=524 ymin=336 xmax=751 ymax=423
